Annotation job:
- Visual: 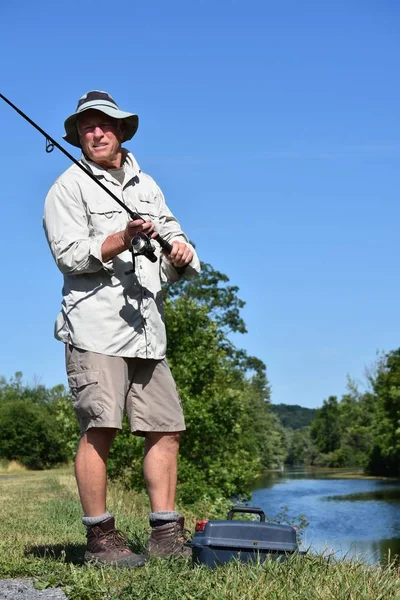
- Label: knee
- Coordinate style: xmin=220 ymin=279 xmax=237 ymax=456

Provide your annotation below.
xmin=146 ymin=431 xmax=182 ymax=451
xmin=167 ymin=431 xmax=182 ymax=444
xmin=81 ymin=427 xmax=117 ymax=455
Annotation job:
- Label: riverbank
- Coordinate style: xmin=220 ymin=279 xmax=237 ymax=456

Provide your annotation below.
xmin=327 ymin=471 xmax=400 ymax=481
xmin=261 ymin=466 xmax=400 ymax=481
xmin=1 ymin=467 xmax=399 ymax=600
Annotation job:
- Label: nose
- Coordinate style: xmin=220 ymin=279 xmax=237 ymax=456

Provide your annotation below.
xmin=93 ymin=125 xmax=104 ymax=137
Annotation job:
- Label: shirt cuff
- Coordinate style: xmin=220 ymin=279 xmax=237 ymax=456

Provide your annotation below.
xmin=90 ymin=234 xmax=115 ymax=275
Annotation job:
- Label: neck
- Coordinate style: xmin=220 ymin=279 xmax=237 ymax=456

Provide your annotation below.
xmin=85 ymin=151 xmax=123 ymax=170
xmin=99 ymin=152 xmax=123 ymax=170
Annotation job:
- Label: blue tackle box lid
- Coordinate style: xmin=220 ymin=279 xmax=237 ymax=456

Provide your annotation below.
xmin=191 ymin=507 xmax=298 ymax=553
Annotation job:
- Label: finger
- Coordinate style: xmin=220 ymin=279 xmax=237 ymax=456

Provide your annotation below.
xmin=172 ymin=244 xmax=193 ymax=266
xmin=175 ymin=251 xmax=193 ymax=266
xmin=141 ymin=220 xmax=155 ymax=234
xmin=127 ymin=220 xmax=152 ymax=235
xmin=127 ymin=220 xmax=143 ymax=234
xmin=170 ymin=242 xmax=184 ymax=260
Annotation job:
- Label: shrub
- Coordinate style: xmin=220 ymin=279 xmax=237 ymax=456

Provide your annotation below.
xmin=0 ymin=400 xmax=69 ymax=469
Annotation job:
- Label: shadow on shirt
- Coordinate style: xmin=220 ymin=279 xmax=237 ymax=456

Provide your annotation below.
xmin=61 ymin=255 xmax=165 ymax=334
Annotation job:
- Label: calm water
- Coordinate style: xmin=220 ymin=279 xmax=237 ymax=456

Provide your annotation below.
xmin=251 ymin=468 xmax=400 ymax=564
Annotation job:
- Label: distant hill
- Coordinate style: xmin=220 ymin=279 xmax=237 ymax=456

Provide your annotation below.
xmin=271 ymin=403 xmax=317 ymax=430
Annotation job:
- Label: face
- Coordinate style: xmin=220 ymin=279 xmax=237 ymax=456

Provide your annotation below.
xmin=77 ymin=109 xmax=124 ymax=168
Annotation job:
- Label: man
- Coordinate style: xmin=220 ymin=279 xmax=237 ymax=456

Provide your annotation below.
xmin=43 ymin=90 xmax=200 ymax=567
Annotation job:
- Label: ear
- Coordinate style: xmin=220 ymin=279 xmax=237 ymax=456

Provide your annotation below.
xmin=75 ymin=122 xmax=83 ymax=146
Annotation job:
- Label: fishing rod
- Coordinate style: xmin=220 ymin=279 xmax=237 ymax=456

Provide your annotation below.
xmin=0 ymin=93 xmax=173 ymax=259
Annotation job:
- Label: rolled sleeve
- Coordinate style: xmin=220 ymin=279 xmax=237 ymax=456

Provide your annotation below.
xmin=43 ymin=180 xmax=114 ymax=276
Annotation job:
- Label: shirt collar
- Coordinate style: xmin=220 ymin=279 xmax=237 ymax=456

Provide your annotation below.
xmin=81 ymin=149 xmax=141 ymax=186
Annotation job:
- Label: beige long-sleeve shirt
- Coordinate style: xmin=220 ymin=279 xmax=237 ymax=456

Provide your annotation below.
xmin=43 ymin=150 xmax=200 ymax=358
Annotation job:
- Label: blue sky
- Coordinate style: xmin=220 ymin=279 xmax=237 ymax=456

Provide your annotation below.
xmin=1 ymin=0 xmax=399 ymax=408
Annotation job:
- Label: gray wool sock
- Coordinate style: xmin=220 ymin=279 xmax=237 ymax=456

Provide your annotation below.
xmin=149 ymin=510 xmax=180 ymax=528
xmin=82 ymin=511 xmax=112 ymax=528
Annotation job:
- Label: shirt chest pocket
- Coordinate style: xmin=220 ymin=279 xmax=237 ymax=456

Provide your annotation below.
xmin=134 ymin=198 xmax=160 ymax=228
xmin=88 ymin=204 xmax=125 ymax=236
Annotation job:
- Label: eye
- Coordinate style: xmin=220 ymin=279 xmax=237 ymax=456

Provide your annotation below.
xmin=81 ymin=122 xmax=116 ymax=134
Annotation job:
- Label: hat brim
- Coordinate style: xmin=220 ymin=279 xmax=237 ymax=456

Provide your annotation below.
xmin=63 ymin=105 xmax=139 ymax=147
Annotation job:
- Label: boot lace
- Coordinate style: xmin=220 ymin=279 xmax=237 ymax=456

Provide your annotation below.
xmin=102 ymin=529 xmax=130 ymax=549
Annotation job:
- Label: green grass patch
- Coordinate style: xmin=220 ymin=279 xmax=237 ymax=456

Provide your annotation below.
xmin=0 ymin=468 xmax=399 ymax=599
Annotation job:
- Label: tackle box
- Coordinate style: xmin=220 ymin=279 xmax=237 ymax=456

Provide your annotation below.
xmin=191 ymin=506 xmax=301 ymax=568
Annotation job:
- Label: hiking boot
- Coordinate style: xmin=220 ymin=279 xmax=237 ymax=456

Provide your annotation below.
xmin=147 ymin=516 xmax=192 ymax=558
xmin=84 ymin=517 xmax=146 ymax=567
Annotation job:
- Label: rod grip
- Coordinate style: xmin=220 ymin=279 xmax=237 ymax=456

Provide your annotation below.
xmin=154 ymin=234 xmax=173 ymax=254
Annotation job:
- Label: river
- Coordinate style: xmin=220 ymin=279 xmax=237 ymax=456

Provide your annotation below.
xmin=251 ymin=468 xmax=400 ymax=564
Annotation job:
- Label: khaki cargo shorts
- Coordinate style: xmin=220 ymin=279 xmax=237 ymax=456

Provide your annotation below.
xmin=65 ymin=345 xmax=185 ymax=435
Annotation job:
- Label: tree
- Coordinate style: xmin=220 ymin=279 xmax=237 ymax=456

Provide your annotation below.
xmin=158 ymin=295 xmax=261 ymax=502
xmin=310 ymin=396 xmax=341 ymax=457
xmin=164 ymin=264 xmax=283 ymax=501
xmin=164 ymin=262 xmax=247 ymax=336
xmin=285 ymin=428 xmax=315 ymax=466
xmin=336 ymin=387 xmax=373 ymax=468
xmin=305 ymin=376 xmax=376 ymax=469
xmin=367 ymin=349 xmax=400 ymax=476
xmin=271 ymin=404 xmax=317 ymax=430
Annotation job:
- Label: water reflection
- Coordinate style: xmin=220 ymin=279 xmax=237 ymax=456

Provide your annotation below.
xmin=251 ymin=468 xmax=400 ymax=564
xmin=324 ymin=488 xmax=400 ymax=502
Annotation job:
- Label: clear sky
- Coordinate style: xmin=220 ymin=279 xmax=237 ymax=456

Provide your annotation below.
xmin=1 ymin=1 xmax=399 ymax=408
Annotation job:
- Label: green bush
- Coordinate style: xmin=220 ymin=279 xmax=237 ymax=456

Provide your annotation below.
xmin=0 ymin=400 xmax=69 ymax=469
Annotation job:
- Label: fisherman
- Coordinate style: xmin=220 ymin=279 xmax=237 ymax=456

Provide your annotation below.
xmin=43 ymin=90 xmax=200 ymax=567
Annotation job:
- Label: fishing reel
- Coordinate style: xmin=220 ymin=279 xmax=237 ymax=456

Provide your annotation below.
xmin=131 ymin=234 xmax=158 ymax=263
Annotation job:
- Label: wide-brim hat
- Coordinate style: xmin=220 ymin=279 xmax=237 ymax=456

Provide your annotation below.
xmin=63 ymin=90 xmax=139 ymax=147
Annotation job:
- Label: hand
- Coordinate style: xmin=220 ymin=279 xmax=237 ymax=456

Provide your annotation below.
xmin=167 ymin=241 xmax=193 ymax=268
xmin=123 ymin=218 xmax=155 ymax=247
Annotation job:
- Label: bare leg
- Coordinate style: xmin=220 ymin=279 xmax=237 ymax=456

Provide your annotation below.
xmin=143 ymin=432 xmax=181 ymax=511
xmin=74 ymin=427 xmax=117 ymax=516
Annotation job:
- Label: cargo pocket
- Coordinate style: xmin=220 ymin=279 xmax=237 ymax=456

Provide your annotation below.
xmin=68 ymin=370 xmax=103 ymax=420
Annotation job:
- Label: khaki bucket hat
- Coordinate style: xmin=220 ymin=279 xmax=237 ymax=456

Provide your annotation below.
xmin=63 ymin=90 xmax=139 ymax=147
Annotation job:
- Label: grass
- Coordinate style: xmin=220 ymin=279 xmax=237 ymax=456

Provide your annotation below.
xmin=0 ymin=467 xmax=399 ymax=600
xmin=0 ymin=458 xmax=28 ymax=474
